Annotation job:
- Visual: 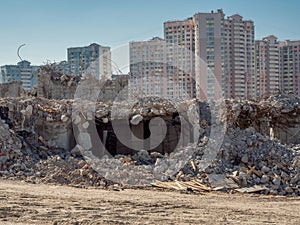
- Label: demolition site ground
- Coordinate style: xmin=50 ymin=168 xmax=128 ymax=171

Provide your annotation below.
xmin=0 ymin=180 xmax=299 ymax=225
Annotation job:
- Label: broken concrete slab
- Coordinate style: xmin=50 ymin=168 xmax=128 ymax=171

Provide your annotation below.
xmin=235 ymin=185 xmax=268 ymax=194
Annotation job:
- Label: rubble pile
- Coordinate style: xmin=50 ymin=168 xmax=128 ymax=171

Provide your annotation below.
xmin=0 ymin=97 xmax=71 ymax=127
xmin=83 ymin=125 xmax=299 ymax=195
xmin=179 ymin=127 xmax=300 ymax=196
xmin=35 ymin=65 xmax=129 ymax=101
xmin=0 ymin=93 xmax=299 ymax=196
xmin=225 ymin=93 xmax=300 ymax=144
xmin=0 ymin=119 xmax=23 ymax=172
xmin=153 ymin=94 xmax=300 ymax=195
xmin=0 ymin=119 xmax=110 ymax=188
xmin=34 ymin=65 xmax=80 ymax=100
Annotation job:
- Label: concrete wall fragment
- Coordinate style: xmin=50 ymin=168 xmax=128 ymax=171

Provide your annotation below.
xmin=0 ymin=81 xmax=24 ymax=98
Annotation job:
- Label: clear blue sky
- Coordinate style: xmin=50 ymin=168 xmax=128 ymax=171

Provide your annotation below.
xmin=0 ymin=0 xmax=299 ymax=72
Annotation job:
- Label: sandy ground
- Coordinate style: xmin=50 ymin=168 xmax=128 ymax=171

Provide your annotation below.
xmin=0 ymin=180 xmax=299 ymax=225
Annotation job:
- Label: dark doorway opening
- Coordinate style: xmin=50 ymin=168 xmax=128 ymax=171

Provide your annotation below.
xmin=95 ymin=115 xmax=185 ymax=157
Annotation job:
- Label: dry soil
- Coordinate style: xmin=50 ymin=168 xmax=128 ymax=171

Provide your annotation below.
xmin=0 ymin=180 xmax=299 ymax=224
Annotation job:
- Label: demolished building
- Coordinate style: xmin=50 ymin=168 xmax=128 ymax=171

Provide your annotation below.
xmin=0 ymin=67 xmax=299 ymax=195
xmin=35 ymin=65 xmax=129 ymax=101
xmin=0 ymin=81 xmax=24 ymax=98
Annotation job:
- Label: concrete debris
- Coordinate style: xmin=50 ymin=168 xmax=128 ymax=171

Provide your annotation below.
xmin=235 ymin=185 xmax=268 ymax=193
xmin=0 ymin=81 xmax=24 ymax=98
xmin=225 ymin=93 xmax=300 ymax=144
xmin=35 ymin=65 xmax=128 ymax=101
xmin=0 ymin=93 xmax=299 ymax=196
xmin=130 ymin=114 xmax=143 ymax=125
xmin=175 ymin=125 xmax=300 ymax=196
xmin=132 ymin=150 xmax=152 ymax=164
xmin=0 ymin=119 xmax=112 ymax=188
xmin=207 ymin=174 xmax=239 ymax=189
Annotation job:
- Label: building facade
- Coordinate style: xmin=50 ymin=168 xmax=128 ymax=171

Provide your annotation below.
xmin=279 ymin=40 xmax=300 ymax=96
xmin=129 ymin=37 xmax=167 ymax=98
xmin=224 ymin=14 xmax=255 ymax=99
xmin=130 ymin=10 xmax=225 ymax=100
xmin=130 ymin=25 xmax=196 ymax=100
xmin=255 ymin=35 xmax=280 ymax=98
xmin=67 ymin=43 xmax=112 ymax=80
xmin=0 ymin=60 xmax=39 ymax=90
xmin=129 ymin=9 xmax=300 ymax=99
xmin=164 ymin=17 xmax=196 ymax=98
xmin=193 ymin=9 xmax=225 ymax=100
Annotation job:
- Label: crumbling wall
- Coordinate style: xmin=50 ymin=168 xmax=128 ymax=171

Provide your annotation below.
xmin=35 ymin=66 xmax=129 ymax=101
xmin=72 ymin=97 xmax=198 ymax=156
xmin=0 ymin=81 xmax=24 ymax=98
xmin=270 ymin=116 xmax=300 ymax=144
xmin=95 ymin=117 xmax=183 ymax=156
xmin=0 ymin=97 xmax=74 ymax=150
xmin=36 ymin=68 xmax=78 ymax=100
xmin=99 ymin=77 xmax=128 ymax=102
xmin=35 ymin=119 xmax=76 ymax=150
xmin=1 ymin=93 xmax=299 ymax=154
xmin=226 ymin=94 xmax=300 ymax=144
xmin=0 ymin=96 xmax=199 ymax=152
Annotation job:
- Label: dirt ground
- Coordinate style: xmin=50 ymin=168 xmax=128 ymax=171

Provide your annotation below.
xmin=0 ymin=180 xmax=299 ymax=225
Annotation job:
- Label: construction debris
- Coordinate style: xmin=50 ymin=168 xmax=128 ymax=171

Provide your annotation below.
xmin=0 ymin=117 xmax=112 ymax=188
xmin=235 ymin=185 xmax=268 ymax=193
xmin=0 ymin=81 xmax=24 ymax=98
xmin=34 ymin=64 xmax=129 ymax=101
xmin=151 ymin=179 xmax=216 ymax=192
xmin=172 ymin=126 xmax=300 ymax=196
xmin=0 ymin=92 xmax=299 ymax=196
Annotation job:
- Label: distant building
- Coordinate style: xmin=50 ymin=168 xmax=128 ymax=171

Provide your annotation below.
xmin=279 ymin=40 xmax=300 ymax=96
xmin=56 ymin=61 xmax=70 ymax=74
xmin=255 ymin=35 xmax=280 ymax=98
xmin=164 ymin=17 xmax=196 ymax=98
xmin=129 ymin=37 xmax=168 ymax=98
xmin=0 ymin=60 xmax=39 ymax=90
xmin=67 ymin=43 xmax=112 ymax=80
xmin=130 ymin=11 xmax=226 ymax=100
xmin=224 ymin=14 xmax=255 ymax=99
xmin=193 ymin=9 xmax=225 ymax=100
xmin=129 ymin=9 xmax=300 ymax=99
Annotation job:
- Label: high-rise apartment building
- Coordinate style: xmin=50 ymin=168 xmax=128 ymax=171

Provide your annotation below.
xmin=130 ymin=10 xmax=300 ymax=100
xmin=67 ymin=43 xmax=112 ymax=80
xmin=164 ymin=17 xmax=196 ymax=98
xmin=193 ymin=9 xmax=225 ymax=100
xmin=0 ymin=60 xmax=39 ymax=90
xmin=255 ymin=35 xmax=280 ymax=98
xmin=279 ymin=40 xmax=300 ymax=96
xmin=224 ymin=14 xmax=255 ymax=99
xmin=129 ymin=37 xmax=167 ymax=98
xmin=130 ymin=9 xmax=225 ymax=100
